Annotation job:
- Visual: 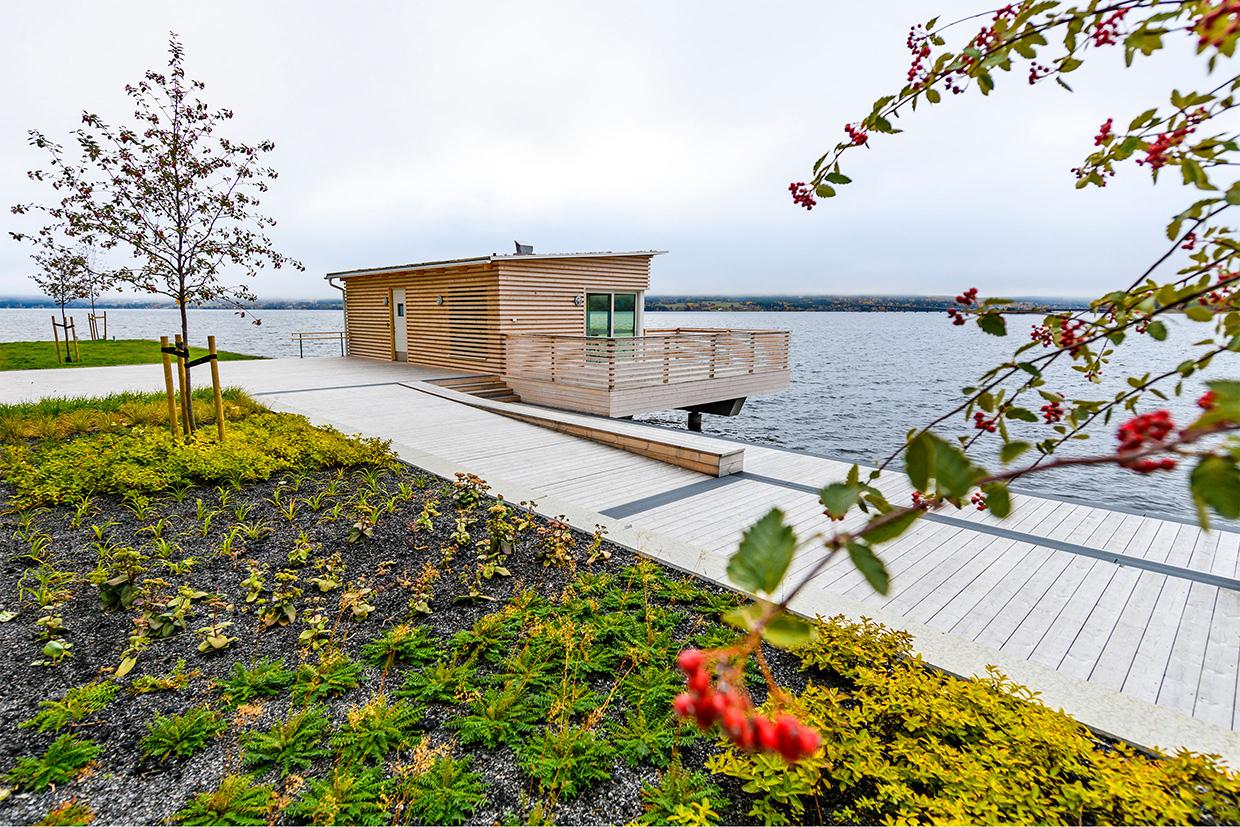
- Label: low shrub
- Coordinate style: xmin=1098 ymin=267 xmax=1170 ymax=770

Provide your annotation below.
xmin=140 ymin=706 xmax=226 ymax=762
xmin=283 ymin=767 xmax=389 ymax=826
xmin=292 ymin=650 xmax=363 ymax=705
xmin=331 ymin=694 xmax=423 ymax=764
xmin=359 ymin=623 xmax=439 ymax=669
xmin=390 ymin=754 xmax=487 ymax=826
xmin=172 ymin=774 xmax=274 ymax=825
xmin=241 ymin=705 xmax=332 ymax=777
xmin=20 ymin=682 xmax=117 ymax=733
xmin=5 ymin=734 xmax=100 ymax=792
xmin=0 ymin=403 xmax=390 ymax=506
xmin=637 ymin=762 xmax=729 ymax=826
xmin=707 ymin=614 xmax=1240 ymax=826
xmin=218 ymin=658 xmax=294 ymax=707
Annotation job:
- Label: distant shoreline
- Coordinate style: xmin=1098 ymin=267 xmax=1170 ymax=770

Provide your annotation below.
xmin=0 ymin=295 xmax=1092 ymax=313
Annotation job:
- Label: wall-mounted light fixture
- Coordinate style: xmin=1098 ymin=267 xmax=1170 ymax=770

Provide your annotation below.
xmin=573 ymin=295 xmax=584 ymax=307
xmin=383 ymin=295 xmax=389 ymax=306
xmin=436 ymin=296 xmax=445 ymax=306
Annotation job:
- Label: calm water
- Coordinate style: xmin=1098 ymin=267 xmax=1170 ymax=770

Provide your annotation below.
xmin=0 ymin=307 xmax=1218 ymax=521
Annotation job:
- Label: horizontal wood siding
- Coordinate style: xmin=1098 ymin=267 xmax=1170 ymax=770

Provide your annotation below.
xmin=495 ymin=256 xmax=653 ymax=340
xmin=344 ymin=265 xmax=502 ymax=372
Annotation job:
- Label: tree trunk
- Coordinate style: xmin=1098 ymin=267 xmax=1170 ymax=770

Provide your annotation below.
xmin=60 ymin=302 xmax=72 ymax=363
xmin=180 ymin=302 xmax=196 ymax=432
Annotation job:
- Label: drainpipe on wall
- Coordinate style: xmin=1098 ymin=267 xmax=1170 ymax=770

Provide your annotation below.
xmin=326 ymin=276 xmax=348 ymax=356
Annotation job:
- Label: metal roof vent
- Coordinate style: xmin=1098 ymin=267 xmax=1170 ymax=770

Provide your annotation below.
xmin=514 ymin=241 xmax=533 ymax=255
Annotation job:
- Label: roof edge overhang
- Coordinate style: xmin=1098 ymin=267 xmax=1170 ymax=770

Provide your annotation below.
xmin=325 ymin=250 xmax=667 ymax=280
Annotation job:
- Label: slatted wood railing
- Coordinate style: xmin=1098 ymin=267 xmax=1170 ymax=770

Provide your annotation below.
xmin=502 ymin=328 xmax=790 ymax=390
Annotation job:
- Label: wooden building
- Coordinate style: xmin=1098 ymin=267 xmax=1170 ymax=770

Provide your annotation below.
xmin=326 ymin=249 xmax=789 ymax=426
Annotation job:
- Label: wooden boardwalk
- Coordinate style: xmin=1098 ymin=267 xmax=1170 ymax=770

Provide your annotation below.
xmin=3 ymin=357 xmax=1238 ymax=758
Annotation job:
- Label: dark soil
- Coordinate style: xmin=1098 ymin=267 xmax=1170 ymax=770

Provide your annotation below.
xmin=0 ymin=464 xmax=809 ymax=826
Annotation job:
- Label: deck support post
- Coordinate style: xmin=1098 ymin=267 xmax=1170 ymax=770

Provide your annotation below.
xmin=688 ymin=411 xmax=703 ymax=432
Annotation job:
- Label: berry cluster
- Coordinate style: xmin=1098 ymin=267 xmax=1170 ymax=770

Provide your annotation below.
xmin=1041 ymin=400 xmax=1063 ymax=423
xmin=1028 ymin=61 xmax=1052 ymax=84
xmin=1196 ymin=1 xmax=1240 ymax=49
xmin=1058 ymin=317 xmax=1087 ymax=355
xmin=973 ymin=411 xmax=997 ymax=433
xmin=1199 ymin=272 xmax=1236 ymax=307
xmin=911 ymin=490 xmax=931 ymax=508
xmin=673 ymin=649 xmax=821 ymax=763
xmin=1181 ymin=232 xmax=1198 ymax=251
xmin=947 ymin=307 xmax=968 ymax=326
xmin=1091 ymin=8 xmax=1128 ymax=46
xmin=1030 ymin=323 xmax=1054 ymax=347
xmin=1117 ymin=410 xmax=1178 ymax=473
xmin=1199 ymin=390 xmax=1217 ymax=410
xmin=1094 ymin=117 xmax=1114 ymax=147
xmin=955 ymin=287 xmax=979 ymax=305
xmin=844 ymin=123 xmax=868 ymax=146
xmin=788 ymin=181 xmax=817 ymax=211
xmin=970 ymin=491 xmax=988 ymax=511
xmin=906 ymin=25 xmax=933 ymax=85
xmin=1138 ymin=126 xmax=1194 ymax=171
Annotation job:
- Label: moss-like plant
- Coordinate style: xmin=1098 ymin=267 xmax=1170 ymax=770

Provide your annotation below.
xmin=331 ymin=694 xmax=423 ymax=764
xmin=20 ymin=682 xmax=117 ymax=733
xmin=5 ymin=733 xmax=101 ymax=792
xmin=35 ymin=798 xmax=95 ymax=826
xmin=610 ymin=707 xmax=692 ymax=770
xmin=391 ymin=755 xmax=487 ymax=826
xmin=240 ymin=705 xmax=331 ymax=777
xmin=359 ymin=623 xmax=439 ymax=669
xmin=517 ymin=726 xmax=616 ymax=801
xmin=218 ymin=657 xmax=294 ymax=707
xmin=173 ymin=774 xmax=275 ymax=825
xmin=450 ymin=685 xmax=544 ymax=749
xmin=291 ymin=650 xmax=363 ymax=704
xmin=140 ymin=706 xmax=226 ymax=762
xmin=283 ymin=767 xmax=389 ymax=826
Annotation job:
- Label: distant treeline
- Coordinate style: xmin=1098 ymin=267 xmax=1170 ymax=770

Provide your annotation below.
xmin=644 ymin=295 xmax=1092 ymax=313
xmin=0 ymin=298 xmax=344 ymax=310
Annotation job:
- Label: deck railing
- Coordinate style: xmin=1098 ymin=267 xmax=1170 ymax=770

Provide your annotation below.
xmin=291 ymin=330 xmax=348 ymax=358
xmin=502 ymin=328 xmax=790 ymax=390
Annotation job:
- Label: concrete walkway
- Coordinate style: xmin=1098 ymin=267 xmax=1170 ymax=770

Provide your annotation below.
xmin=5 ymin=356 xmax=1240 ymax=763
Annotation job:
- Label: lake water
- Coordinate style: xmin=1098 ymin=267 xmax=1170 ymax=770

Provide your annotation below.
xmin=0 ymin=307 xmax=1216 ymax=521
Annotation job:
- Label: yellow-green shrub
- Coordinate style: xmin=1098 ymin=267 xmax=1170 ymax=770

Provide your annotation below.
xmin=0 ymin=410 xmax=392 ymax=506
xmin=707 ymin=614 xmax=1240 ymax=825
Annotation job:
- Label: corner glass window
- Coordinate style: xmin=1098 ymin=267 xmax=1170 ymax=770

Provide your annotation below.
xmin=612 ymin=293 xmax=636 ymax=337
xmin=585 ymin=292 xmax=638 ymax=337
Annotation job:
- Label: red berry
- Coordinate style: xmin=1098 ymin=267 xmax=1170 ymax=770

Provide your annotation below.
xmin=673 ymin=693 xmax=695 ymax=718
xmin=753 ymin=716 xmax=779 ymax=751
xmin=677 ymin=649 xmax=705 ymax=675
xmin=721 ymin=706 xmax=746 ymax=738
xmin=687 ymin=668 xmax=709 ymax=695
xmin=798 ymin=727 xmax=820 ymax=756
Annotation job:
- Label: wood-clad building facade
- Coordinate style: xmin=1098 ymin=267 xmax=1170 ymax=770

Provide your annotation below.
xmin=329 ymin=251 xmax=657 ymax=373
xmin=327 ymin=249 xmax=790 ymax=423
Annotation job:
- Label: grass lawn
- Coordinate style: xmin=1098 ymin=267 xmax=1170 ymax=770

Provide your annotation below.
xmin=0 ymin=339 xmax=261 ymax=371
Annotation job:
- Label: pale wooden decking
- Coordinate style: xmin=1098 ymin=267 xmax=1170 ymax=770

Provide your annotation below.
xmin=3 ymin=357 xmax=1238 ymax=759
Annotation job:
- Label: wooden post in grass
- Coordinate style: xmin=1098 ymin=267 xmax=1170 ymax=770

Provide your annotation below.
xmin=208 ymin=335 xmax=225 ymax=442
xmin=160 ymin=336 xmax=181 ymax=440
xmin=174 ymin=334 xmax=192 ymax=435
xmin=50 ymin=316 xmax=62 ymax=365
xmin=69 ymin=319 xmax=80 ymax=362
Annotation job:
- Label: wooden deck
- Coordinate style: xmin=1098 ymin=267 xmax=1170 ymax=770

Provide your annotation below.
xmin=3 ymin=356 xmax=1238 ymax=759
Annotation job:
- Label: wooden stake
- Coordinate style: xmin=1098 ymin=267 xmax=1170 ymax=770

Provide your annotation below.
xmin=208 ymin=336 xmax=225 ymax=443
xmin=51 ymin=316 xmax=62 ymax=365
xmin=160 ymin=336 xmax=181 ymax=440
xmin=175 ymin=334 xmax=192 ymax=435
xmin=70 ymin=319 xmax=80 ymax=362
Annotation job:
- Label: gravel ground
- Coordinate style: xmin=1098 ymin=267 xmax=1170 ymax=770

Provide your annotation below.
xmin=0 ymin=464 xmax=810 ymax=826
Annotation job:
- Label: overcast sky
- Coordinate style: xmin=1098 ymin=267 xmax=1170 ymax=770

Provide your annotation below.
xmin=0 ymin=1 xmax=1217 ymax=300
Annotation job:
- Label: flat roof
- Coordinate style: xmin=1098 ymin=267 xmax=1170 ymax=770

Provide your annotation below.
xmin=326 ymin=250 xmax=666 ymax=279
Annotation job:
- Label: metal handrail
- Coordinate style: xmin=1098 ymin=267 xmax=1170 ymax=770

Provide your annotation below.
xmin=291 ymin=330 xmax=348 ymax=358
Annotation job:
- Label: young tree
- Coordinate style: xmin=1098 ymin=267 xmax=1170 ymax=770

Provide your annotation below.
xmin=682 ymin=0 xmax=1240 ymax=759
xmin=29 ymin=242 xmax=91 ymax=363
xmin=10 ymin=33 xmax=302 ymax=424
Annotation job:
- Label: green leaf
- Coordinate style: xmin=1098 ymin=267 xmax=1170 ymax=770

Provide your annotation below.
xmin=906 ymin=434 xmax=931 ymax=491
xmin=726 ymin=509 xmax=797 ymax=595
xmin=814 ymin=183 xmax=836 ymax=199
xmin=1185 ymin=304 xmax=1214 ymax=322
xmin=1147 ymin=320 xmax=1168 ymax=341
xmin=982 ymin=482 xmax=1012 ymax=518
xmin=861 ymin=509 xmax=921 ymax=545
xmin=923 ymin=433 xmax=983 ymax=498
xmin=1017 ymin=361 xmax=1041 ymax=376
xmin=819 ymin=483 xmax=860 ymax=520
xmin=977 ymin=313 xmax=1007 ymax=336
xmin=846 ymin=541 xmax=890 ymax=595
xmin=762 ymin=613 xmax=817 ymax=649
xmin=823 ymin=172 xmax=852 ymax=185
xmin=1191 ymin=455 xmax=1240 ymax=521
xmin=1000 ymin=441 xmax=1032 ymax=464
xmin=1004 ymin=407 xmax=1038 ymax=422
